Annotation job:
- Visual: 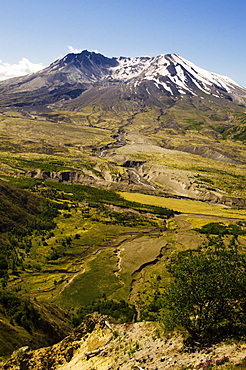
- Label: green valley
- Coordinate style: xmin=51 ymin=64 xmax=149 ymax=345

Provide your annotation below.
xmin=0 ymin=90 xmax=246 ymax=362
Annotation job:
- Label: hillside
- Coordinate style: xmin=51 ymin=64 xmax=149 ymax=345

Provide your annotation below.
xmin=0 ymin=181 xmax=72 ymax=357
xmin=0 ymin=293 xmax=71 ymax=360
xmin=0 ymin=180 xmax=43 ymax=233
xmin=3 ymin=313 xmax=246 ymax=370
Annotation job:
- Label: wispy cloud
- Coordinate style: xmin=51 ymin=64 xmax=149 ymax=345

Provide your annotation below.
xmin=67 ymin=45 xmax=83 ymax=54
xmin=0 ymin=58 xmax=44 ymax=81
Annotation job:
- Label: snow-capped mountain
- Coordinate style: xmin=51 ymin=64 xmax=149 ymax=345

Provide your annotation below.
xmin=0 ymin=50 xmax=245 ymax=109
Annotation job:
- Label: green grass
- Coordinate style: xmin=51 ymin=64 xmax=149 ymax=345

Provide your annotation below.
xmin=54 ymin=248 xmax=121 ymax=310
xmin=120 ymin=192 xmax=246 ymax=219
xmin=0 ymin=318 xmax=32 ymax=358
xmin=53 ymin=230 xmax=168 ymax=310
xmin=4 ymin=179 xmax=172 ymax=309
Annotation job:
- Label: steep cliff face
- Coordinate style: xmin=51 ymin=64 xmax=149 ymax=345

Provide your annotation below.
xmin=3 ymin=313 xmax=246 ymax=370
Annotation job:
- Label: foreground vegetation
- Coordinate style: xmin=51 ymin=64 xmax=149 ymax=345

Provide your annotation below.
xmin=164 ymin=234 xmax=246 ymax=347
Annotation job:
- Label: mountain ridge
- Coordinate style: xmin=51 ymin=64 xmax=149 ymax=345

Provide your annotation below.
xmin=0 ymin=50 xmax=245 ymax=110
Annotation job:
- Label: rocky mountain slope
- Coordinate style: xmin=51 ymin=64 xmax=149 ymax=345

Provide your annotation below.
xmin=3 ymin=313 xmax=246 ymax=370
xmin=0 ymin=50 xmax=245 ymax=109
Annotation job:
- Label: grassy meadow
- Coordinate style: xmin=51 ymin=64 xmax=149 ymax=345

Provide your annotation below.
xmin=120 ymin=192 xmax=246 ymax=219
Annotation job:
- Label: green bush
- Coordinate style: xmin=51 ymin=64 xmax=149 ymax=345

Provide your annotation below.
xmin=195 ymin=222 xmax=245 ymax=236
xmin=163 ymin=235 xmax=246 ymax=347
xmin=71 ymin=299 xmax=136 ymax=326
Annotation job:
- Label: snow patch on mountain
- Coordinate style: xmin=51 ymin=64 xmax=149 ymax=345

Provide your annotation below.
xmin=109 ymin=56 xmax=153 ymax=80
xmin=106 ymin=53 xmax=244 ymax=98
xmin=169 ymin=54 xmax=243 ymax=95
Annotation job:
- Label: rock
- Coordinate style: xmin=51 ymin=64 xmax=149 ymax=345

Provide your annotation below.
xmin=3 ymin=317 xmax=246 ymax=370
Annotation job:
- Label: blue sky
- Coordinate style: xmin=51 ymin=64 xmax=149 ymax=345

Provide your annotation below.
xmin=1 ymin=0 xmax=246 ymax=86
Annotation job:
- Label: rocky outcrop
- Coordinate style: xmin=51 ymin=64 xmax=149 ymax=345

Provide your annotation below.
xmin=199 ymin=193 xmax=246 ymax=207
xmin=138 ymin=163 xmax=246 ymax=207
xmin=122 ymin=160 xmax=146 ymax=168
xmin=4 ymin=313 xmax=246 ymax=370
xmin=21 ymin=158 xmax=246 ymax=208
xmin=180 ymin=146 xmax=243 ymax=165
xmin=3 ymin=313 xmax=111 ymax=370
xmin=23 ymin=169 xmax=97 ymax=183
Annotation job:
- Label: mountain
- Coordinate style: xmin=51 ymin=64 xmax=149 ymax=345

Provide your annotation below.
xmin=0 ymin=50 xmax=245 ymax=110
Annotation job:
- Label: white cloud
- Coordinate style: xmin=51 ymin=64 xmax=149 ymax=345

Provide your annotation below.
xmin=67 ymin=45 xmax=83 ymax=54
xmin=0 ymin=58 xmax=44 ymax=81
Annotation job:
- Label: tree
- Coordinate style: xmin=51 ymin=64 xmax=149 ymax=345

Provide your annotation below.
xmin=163 ymin=235 xmax=246 ymax=347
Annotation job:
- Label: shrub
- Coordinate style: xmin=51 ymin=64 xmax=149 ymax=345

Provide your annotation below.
xmin=195 ymin=222 xmax=245 ymax=236
xmin=163 ymin=235 xmax=246 ymax=347
xmin=71 ymin=299 xmax=136 ymax=326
